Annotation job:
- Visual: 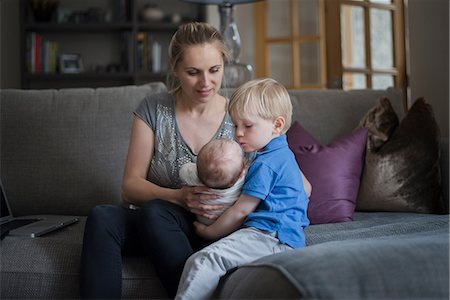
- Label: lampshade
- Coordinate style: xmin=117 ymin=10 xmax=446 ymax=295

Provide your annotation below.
xmin=183 ymin=0 xmax=257 ymax=5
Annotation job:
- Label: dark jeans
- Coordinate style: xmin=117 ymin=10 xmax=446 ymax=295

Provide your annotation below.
xmin=79 ymin=200 xmax=208 ymax=299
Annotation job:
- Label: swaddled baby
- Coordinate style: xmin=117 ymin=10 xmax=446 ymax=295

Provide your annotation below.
xmin=179 ymin=139 xmax=247 ymax=225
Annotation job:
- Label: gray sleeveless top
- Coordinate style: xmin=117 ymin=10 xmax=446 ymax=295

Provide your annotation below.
xmin=134 ymin=92 xmax=235 ymax=188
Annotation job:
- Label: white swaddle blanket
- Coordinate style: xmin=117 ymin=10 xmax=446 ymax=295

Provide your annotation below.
xmin=179 ymin=162 xmax=244 ymax=225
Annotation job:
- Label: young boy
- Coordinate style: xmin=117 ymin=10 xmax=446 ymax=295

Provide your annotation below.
xmin=179 ymin=139 xmax=247 ymax=225
xmin=175 ymin=78 xmax=310 ymax=300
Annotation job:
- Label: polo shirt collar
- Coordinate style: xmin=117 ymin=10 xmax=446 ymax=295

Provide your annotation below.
xmin=257 ymin=135 xmax=287 ymax=156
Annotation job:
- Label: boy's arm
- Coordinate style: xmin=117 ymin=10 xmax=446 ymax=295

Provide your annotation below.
xmin=194 ymin=194 xmax=260 ymax=240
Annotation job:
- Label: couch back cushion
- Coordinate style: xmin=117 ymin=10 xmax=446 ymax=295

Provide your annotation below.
xmin=1 ymin=83 xmax=167 ymax=216
xmin=288 ymin=88 xmax=404 ymax=145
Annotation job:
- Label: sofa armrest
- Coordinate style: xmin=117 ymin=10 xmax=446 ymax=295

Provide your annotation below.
xmin=440 ymin=138 xmax=449 ymax=213
xmin=216 ymin=223 xmax=449 ymax=299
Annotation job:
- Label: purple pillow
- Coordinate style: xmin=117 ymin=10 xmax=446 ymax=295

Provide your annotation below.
xmin=287 ymin=122 xmax=368 ymax=224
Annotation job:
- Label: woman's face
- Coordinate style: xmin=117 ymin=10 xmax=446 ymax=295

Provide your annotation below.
xmin=175 ymin=43 xmax=224 ymax=102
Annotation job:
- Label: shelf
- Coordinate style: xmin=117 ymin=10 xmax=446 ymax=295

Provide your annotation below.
xmin=137 ymin=22 xmax=179 ymax=32
xmin=135 ymin=71 xmax=167 ymax=80
xmin=25 ymin=72 xmax=134 ymax=80
xmin=20 ymin=0 xmax=205 ymax=89
xmin=24 ymin=21 xmax=181 ymax=33
xmin=24 ymin=22 xmax=133 ymax=32
xmin=25 ymin=72 xmax=169 ymax=81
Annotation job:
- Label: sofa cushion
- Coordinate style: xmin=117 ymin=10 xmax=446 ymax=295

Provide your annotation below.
xmin=288 ymin=88 xmax=404 ymax=145
xmin=356 ymin=97 xmax=443 ymax=213
xmin=0 ymin=83 xmax=167 ymax=216
xmin=0 ymin=217 xmax=167 ymax=299
xmin=287 ymin=122 xmax=368 ymax=224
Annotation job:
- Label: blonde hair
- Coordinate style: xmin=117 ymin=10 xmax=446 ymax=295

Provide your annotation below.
xmin=229 ymin=78 xmax=293 ymax=134
xmin=167 ymin=22 xmax=230 ymax=94
xmin=197 ymin=139 xmax=245 ymax=189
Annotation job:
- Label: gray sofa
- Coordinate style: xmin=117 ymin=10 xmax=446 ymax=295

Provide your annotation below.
xmin=1 ymin=83 xmax=448 ymax=299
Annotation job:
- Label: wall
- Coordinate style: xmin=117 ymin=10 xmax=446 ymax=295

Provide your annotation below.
xmin=230 ymin=0 xmax=449 ymax=139
xmin=0 ymin=0 xmax=21 ymax=89
xmin=406 ymin=0 xmax=449 ymax=139
xmin=224 ymin=0 xmax=449 ymax=138
xmin=1 ymin=1 xmax=448 ymax=138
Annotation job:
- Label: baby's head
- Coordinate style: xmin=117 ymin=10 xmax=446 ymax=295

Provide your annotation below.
xmin=197 ymin=139 xmax=246 ymax=189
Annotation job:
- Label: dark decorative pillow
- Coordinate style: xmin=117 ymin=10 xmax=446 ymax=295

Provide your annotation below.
xmin=356 ymin=97 xmax=443 ymax=213
xmin=287 ymin=122 xmax=368 ymax=224
xmin=357 ymin=97 xmax=399 ymax=151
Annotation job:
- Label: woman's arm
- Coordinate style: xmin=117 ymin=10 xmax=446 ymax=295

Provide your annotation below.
xmin=121 ymin=117 xmax=180 ymax=206
xmin=301 ymin=172 xmax=312 ymax=198
xmin=194 ymin=194 xmax=260 ymax=240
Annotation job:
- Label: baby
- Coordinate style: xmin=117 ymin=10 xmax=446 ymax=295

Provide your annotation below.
xmin=179 ymin=139 xmax=247 ymax=225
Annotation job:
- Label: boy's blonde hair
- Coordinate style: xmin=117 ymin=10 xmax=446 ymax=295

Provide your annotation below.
xmin=229 ymin=78 xmax=293 ymax=134
xmin=197 ymin=139 xmax=245 ymax=189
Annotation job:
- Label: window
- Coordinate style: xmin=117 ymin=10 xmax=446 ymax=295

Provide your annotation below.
xmin=253 ymin=0 xmax=406 ymax=94
xmin=326 ymin=0 xmax=406 ymax=91
xmin=254 ymin=0 xmax=327 ymax=89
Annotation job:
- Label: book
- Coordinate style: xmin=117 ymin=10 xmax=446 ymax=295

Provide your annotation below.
xmin=136 ymin=32 xmax=145 ymax=71
xmin=27 ymin=33 xmax=59 ymax=74
xmin=35 ymin=33 xmax=42 ymax=73
xmin=152 ymin=40 xmax=161 ymax=73
xmin=27 ymin=33 xmax=35 ymax=73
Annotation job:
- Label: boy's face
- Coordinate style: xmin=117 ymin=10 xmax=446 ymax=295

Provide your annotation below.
xmin=233 ymin=113 xmax=279 ymax=153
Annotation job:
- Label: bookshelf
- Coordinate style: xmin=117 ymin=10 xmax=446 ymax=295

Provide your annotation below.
xmin=20 ymin=0 xmax=205 ymax=89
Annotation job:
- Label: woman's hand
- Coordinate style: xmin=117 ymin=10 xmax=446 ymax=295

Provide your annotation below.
xmin=179 ymin=186 xmax=223 ymax=220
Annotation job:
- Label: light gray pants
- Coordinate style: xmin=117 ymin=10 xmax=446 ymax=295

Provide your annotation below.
xmin=175 ymin=227 xmax=292 ymax=300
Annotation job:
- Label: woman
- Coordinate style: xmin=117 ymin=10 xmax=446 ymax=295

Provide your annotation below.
xmin=79 ymin=22 xmax=233 ymax=299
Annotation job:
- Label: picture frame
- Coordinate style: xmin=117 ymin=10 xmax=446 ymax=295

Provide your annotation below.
xmin=59 ymin=54 xmax=83 ymax=74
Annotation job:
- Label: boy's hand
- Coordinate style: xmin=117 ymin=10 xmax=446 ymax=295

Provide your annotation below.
xmin=194 ymin=194 xmax=261 ymax=241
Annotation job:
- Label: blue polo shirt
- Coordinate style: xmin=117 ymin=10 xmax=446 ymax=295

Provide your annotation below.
xmin=242 ymin=135 xmax=309 ymax=248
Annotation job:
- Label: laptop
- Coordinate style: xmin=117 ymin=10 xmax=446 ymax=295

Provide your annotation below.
xmin=1 ymin=180 xmax=79 ymax=239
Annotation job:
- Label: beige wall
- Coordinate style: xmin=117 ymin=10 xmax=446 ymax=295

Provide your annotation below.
xmin=1 ymin=0 xmax=448 ymax=138
xmin=405 ymin=0 xmax=449 ymax=139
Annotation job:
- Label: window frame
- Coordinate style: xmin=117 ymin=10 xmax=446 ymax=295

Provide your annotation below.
xmin=253 ymin=0 xmax=406 ymax=102
xmin=325 ymin=0 xmax=406 ymax=94
xmin=254 ymin=0 xmax=327 ymax=89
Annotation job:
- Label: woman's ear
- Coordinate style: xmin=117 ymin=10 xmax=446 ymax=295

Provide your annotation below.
xmin=273 ymin=116 xmax=286 ymax=134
